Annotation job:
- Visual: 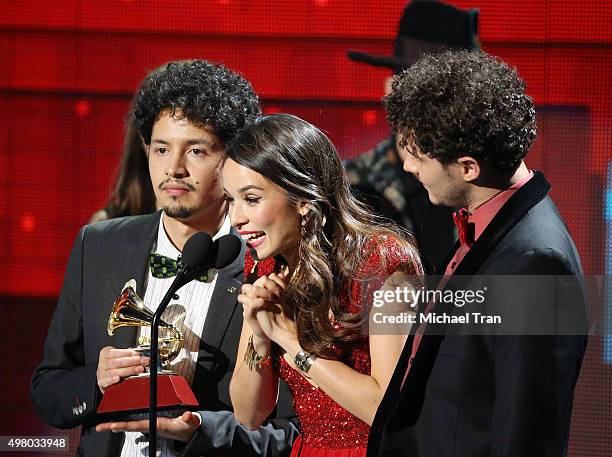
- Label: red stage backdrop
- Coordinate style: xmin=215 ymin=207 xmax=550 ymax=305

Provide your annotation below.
xmin=1 ymin=1 xmax=610 ymax=455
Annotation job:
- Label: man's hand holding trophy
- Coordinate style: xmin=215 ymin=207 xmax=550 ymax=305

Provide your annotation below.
xmin=96 ymin=232 xmax=242 ymax=419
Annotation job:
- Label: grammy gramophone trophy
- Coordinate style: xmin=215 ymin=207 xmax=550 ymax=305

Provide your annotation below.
xmin=96 ymin=279 xmax=199 ymax=417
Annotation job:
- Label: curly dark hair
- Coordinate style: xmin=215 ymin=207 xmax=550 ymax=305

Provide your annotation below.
xmin=384 ymin=50 xmax=537 ymax=172
xmin=131 ymin=60 xmax=261 ymax=144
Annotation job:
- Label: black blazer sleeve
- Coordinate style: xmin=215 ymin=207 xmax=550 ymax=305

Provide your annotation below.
xmin=31 ymin=226 xmax=100 ymax=429
xmin=489 ymin=248 xmax=587 ymax=457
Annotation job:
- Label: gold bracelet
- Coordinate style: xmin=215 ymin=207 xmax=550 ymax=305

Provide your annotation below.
xmin=244 ymin=335 xmax=272 ymax=371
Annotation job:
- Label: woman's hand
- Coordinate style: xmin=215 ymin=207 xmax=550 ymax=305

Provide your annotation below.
xmin=230 ymin=274 xmax=287 ymax=429
xmin=239 ymin=273 xmax=296 ymax=348
xmin=257 ymin=273 xmax=298 ymax=348
xmin=238 ymin=272 xmax=286 ymax=347
xmin=238 ymin=282 xmax=270 ymax=342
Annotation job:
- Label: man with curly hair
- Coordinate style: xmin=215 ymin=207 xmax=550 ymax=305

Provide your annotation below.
xmin=367 ymin=50 xmax=587 ymax=457
xmin=32 ymin=60 xmax=297 ymax=457
xmin=344 ymin=0 xmax=480 ymax=273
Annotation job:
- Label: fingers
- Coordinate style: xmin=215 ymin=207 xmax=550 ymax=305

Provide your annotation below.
xmin=106 ymin=355 xmax=150 ymax=369
xmin=251 ymin=275 xmax=271 ymax=288
xmin=99 ymin=346 xmax=150 ymax=367
xmin=268 ymin=273 xmax=287 ymax=290
xmin=240 ymin=296 xmax=282 ymax=321
xmin=97 ymin=374 xmax=121 ymax=391
xmin=100 ymin=365 xmax=147 ymax=384
xmin=97 ymin=366 xmax=146 ymax=392
xmin=276 ymin=270 xmax=288 ymax=282
xmin=238 ymin=294 xmax=266 ymax=314
xmin=95 ymin=423 xmax=112 ymax=432
xmin=247 ymin=284 xmax=279 ymax=302
xmin=243 ymin=273 xmax=286 ymax=296
xmin=101 ymin=347 xmax=140 ymax=359
xmin=239 ymin=287 xmax=274 ymax=315
xmin=96 ymin=415 xmax=199 ymax=443
xmin=97 ymin=346 xmax=150 ymax=393
xmin=249 ymin=276 xmax=283 ymax=299
xmin=96 ymin=419 xmax=148 ymax=433
xmin=180 ymin=411 xmax=201 ymax=428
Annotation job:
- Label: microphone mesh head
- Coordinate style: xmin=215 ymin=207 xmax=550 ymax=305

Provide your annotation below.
xmin=213 ymin=234 xmax=242 ymax=269
xmin=181 ymin=232 xmax=213 ymax=268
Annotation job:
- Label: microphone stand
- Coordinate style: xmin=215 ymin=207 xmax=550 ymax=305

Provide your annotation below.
xmin=148 ymin=270 xmax=191 ymax=457
xmin=147 ymin=232 xmax=236 ymax=455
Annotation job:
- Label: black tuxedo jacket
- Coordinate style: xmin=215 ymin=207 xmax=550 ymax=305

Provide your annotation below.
xmin=31 ymin=212 xmax=296 ymax=456
xmin=368 ymin=172 xmax=588 ymax=457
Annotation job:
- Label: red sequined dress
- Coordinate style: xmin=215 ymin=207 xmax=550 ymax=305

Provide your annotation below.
xmin=274 ymin=237 xmax=410 ymax=457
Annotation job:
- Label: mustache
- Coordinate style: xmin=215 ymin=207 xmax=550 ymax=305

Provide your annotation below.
xmin=158 ymin=179 xmax=197 ymax=192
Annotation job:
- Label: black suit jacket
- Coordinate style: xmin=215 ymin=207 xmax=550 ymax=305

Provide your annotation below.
xmin=368 ymin=172 xmax=588 ymax=457
xmin=31 ymin=212 xmax=296 ymax=456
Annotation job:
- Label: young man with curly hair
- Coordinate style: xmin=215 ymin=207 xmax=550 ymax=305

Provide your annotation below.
xmin=32 ymin=60 xmax=297 ymax=457
xmin=367 ymin=50 xmax=587 ymax=457
xmin=345 ymin=0 xmax=479 ymax=273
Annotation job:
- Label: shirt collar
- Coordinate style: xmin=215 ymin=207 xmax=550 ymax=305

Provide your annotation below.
xmin=469 ymin=170 xmax=534 ymax=241
xmin=156 ymin=212 xmax=232 ymax=258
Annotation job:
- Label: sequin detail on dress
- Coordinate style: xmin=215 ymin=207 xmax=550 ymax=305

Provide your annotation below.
xmin=275 ymin=236 xmax=411 ymax=454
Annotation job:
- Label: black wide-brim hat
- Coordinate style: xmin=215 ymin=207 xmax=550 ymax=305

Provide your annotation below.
xmin=348 ymin=0 xmax=479 ymax=72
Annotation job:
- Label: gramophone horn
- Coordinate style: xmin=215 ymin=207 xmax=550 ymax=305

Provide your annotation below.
xmin=107 ymin=279 xmax=183 ymax=364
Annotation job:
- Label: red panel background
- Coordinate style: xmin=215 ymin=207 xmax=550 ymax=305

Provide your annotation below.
xmin=1 ymin=0 xmax=611 ymax=455
xmin=1 ymin=0 xmax=611 ymax=296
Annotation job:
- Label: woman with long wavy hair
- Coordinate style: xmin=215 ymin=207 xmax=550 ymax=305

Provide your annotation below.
xmin=225 ymin=114 xmax=423 ymax=457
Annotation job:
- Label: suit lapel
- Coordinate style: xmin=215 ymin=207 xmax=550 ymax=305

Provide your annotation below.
xmin=451 ymin=171 xmax=550 ymax=277
xmin=433 ymin=172 xmax=551 ymax=276
xmin=198 ymin=255 xmax=244 ymax=350
xmin=193 ymin=230 xmax=246 ymax=388
xmin=391 ymin=172 xmax=553 ymax=408
xmin=112 ymin=212 xmax=161 ymax=349
xmin=435 ymin=240 xmax=460 ymax=274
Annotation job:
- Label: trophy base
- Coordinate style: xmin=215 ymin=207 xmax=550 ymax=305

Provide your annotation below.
xmin=97 ymin=374 xmax=198 ymax=419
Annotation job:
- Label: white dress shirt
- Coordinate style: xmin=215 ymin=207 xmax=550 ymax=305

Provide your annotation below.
xmin=120 ymin=213 xmax=231 ymax=457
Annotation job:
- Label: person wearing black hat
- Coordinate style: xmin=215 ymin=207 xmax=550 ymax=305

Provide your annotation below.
xmin=344 ymin=0 xmax=479 ymax=273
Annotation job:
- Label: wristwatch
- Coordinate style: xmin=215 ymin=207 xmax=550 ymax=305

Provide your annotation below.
xmin=294 ymin=349 xmax=317 ymax=373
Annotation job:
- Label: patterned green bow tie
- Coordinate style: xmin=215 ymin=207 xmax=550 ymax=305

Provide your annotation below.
xmin=149 ymin=253 xmax=211 ymax=282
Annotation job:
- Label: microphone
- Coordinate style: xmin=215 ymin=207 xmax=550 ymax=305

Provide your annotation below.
xmin=182 ymin=232 xmax=214 ymax=267
xmin=211 ymin=234 xmax=242 ymax=269
xmin=184 ymin=233 xmax=241 ymax=280
xmin=149 ymin=231 xmax=212 ymax=454
xmin=172 ymin=232 xmax=214 ymax=289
